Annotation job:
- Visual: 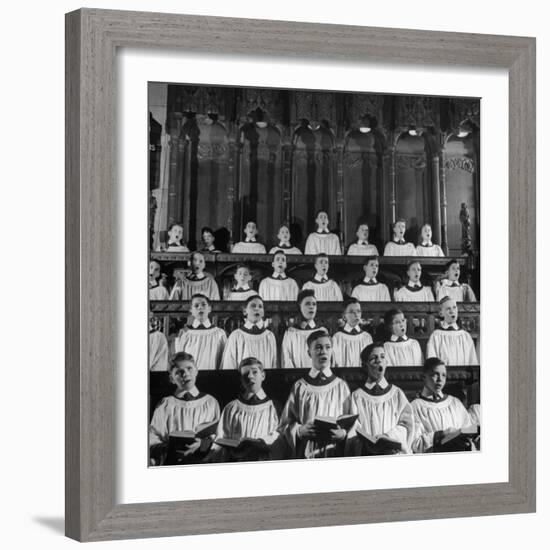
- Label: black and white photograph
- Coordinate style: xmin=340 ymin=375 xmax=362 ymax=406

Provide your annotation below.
xmin=148 ymin=83 xmax=481 ymax=466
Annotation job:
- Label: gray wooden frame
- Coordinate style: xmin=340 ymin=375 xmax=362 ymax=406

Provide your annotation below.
xmin=65 ymin=8 xmax=536 ymax=542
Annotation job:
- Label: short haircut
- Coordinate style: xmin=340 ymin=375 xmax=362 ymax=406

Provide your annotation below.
xmin=407 ymin=259 xmax=421 ymax=270
xmin=444 ymin=258 xmax=460 ymax=271
xmin=238 ymin=356 xmax=264 ymax=371
xmin=244 ymin=294 xmax=264 ymax=307
xmin=297 ymin=288 xmax=315 ymax=306
xmin=201 ymin=226 xmax=214 ymax=236
xmin=393 ymin=218 xmax=406 ymax=227
xmin=423 ymin=356 xmax=446 ymax=373
xmin=439 ymin=295 xmax=454 ymax=307
xmin=190 ymin=293 xmax=211 ymax=305
xmin=360 ymin=342 xmax=385 ymax=365
xmin=306 ymin=329 xmax=331 ymax=349
xmin=272 ymin=249 xmax=286 ymax=259
xmin=364 ymin=255 xmax=379 ymax=266
xmin=235 ymin=264 xmax=250 ymax=272
xmin=384 ymin=308 xmax=404 ymax=326
xmin=189 ymin=251 xmax=205 ymax=263
xmin=315 ymin=252 xmax=329 ymax=261
xmin=357 ymin=222 xmax=369 ymax=229
xmin=168 ymin=222 xmax=184 ymax=231
xmin=343 ymin=297 xmax=361 ymax=311
xmin=315 ymin=209 xmax=329 ymax=218
xmin=170 ymin=351 xmax=195 ymax=370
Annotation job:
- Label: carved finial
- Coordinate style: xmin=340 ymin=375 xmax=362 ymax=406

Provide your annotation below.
xmin=459 ymin=202 xmax=473 ymax=256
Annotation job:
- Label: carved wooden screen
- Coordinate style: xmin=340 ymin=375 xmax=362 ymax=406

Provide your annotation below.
xmin=237 ymin=123 xmax=283 ymax=248
xmin=342 ymin=130 xmax=384 ymax=251
xmin=291 ymin=123 xmax=337 ymax=247
xmin=394 ymin=134 xmax=431 ymax=244
xmin=443 ymin=135 xmax=478 ymax=255
xmin=180 ymin=118 xmax=232 ymax=250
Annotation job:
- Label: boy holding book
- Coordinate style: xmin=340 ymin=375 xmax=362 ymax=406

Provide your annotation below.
xmin=347 ymin=343 xmax=414 ymax=455
xmin=214 ymin=357 xmax=282 ymax=461
xmin=279 ymin=330 xmax=352 ymax=458
xmin=149 ymin=352 xmax=220 ymax=465
xmin=411 ymin=357 xmax=477 ymax=453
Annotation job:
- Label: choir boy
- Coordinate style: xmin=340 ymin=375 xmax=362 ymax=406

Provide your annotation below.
xmin=411 ymin=357 xmax=476 ymax=453
xmin=302 ymin=253 xmax=343 ymax=302
xmin=436 ymin=259 xmax=477 ymax=302
xmin=231 ymin=221 xmax=267 ymax=254
xmin=383 ymin=219 xmax=417 ymax=256
xmin=174 ymin=294 xmax=227 ymax=370
xmin=149 ymin=260 xmax=170 ymax=301
xmin=426 ymin=297 xmax=479 ymax=365
xmin=347 ymin=343 xmax=414 ymax=455
xmin=149 ymin=352 xmax=220 ymax=465
xmin=416 ymin=223 xmax=445 ymax=257
xmin=149 ymin=315 xmax=169 ymax=371
xmin=332 ymin=298 xmax=373 ymax=367
xmin=279 ymin=331 xmax=351 ymax=459
xmin=221 ymin=295 xmax=277 ymax=369
xmin=214 ymin=357 xmax=281 ymax=461
xmin=269 ymin=225 xmax=302 ymax=255
xmin=383 ymin=309 xmax=423 ymax=366
xmin=258 ymin=250 xmax=300 ymax=301
xmin=304 ymin=210 xmax=342 ymax=255
xmin=169 ymin=251 xmax=220 ymax=301
xmin=281 ymin=289 xmax=328 ymax=369
xmin=227 ymin=264 xmax=258 ymax=301
xmin=156 ymin=223 xmax=190 ymax=252
xmin=200 ymin=226 xmax=221 ymax=253
xmin=394 ymin=260 xmax=435 ymax=302
xmin=350 ymin=257 xmax=391 ymax=302
xmin=347 ymin=223 xmax=379 ymax=256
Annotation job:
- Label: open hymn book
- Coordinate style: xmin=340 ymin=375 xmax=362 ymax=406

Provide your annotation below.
xmin=168 ymin=420 xmax=218 ymax=448
xmin=214 ymin=437 xmax=269 ymax=451
xmin=356 ymin=426 xmax=402 ymax=454
xmin=436 ymin=424 xmax=479 ymax=452
xmin=313 ymin=414 xmax=358 ymax=431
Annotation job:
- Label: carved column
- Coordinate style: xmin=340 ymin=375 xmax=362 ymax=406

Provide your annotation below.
xmin=388 ymin=145 xmax=397 ymax=230
xmin=226 ymin=134 xmax=237 ymax=238
xmin=431 ymin=154 xmax=442 ymax=247
xmin=439 ymin=150 xmax=449 ymax=255
xmin=282 ymin=140 xmax=292 ymax=226
xmin=335 ymin=141 xmax=345 ymax=248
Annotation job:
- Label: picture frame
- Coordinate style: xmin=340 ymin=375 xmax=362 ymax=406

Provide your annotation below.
xmin=65 ymin=8 xmax=536 ymax=542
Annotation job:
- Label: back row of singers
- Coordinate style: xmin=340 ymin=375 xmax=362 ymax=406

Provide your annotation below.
xmin=149 ymin=336 xmax=480 ymax=465
xmin=150 ymin=254 xmax=477 ymax=303
xmin=158 ymin=215 xmax=446 ymax=257
xmin=150 ymin=292 xmax=478 ymax=374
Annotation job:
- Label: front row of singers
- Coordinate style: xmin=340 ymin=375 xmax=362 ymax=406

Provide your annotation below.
xmin=149 ymin=292 xmax=479 ymax=372
xmin=157 ymin=215 xmax=447 ymax=259
xmin=149 ymin=333 xmax=480 ymax=466
xmin=150 ymin=253 xmax=477 ymax=303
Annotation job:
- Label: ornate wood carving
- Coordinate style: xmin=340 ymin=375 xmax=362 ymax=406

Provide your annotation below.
xmin=460 ymin=202 xmax=473 ymax=255
xmin=444 ymin=157 xmax=475 ymax=173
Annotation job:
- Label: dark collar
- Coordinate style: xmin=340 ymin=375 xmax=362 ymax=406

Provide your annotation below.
xmin=240 ymin=325 xmax=267 ymax=336
xmin=360 ymin=384 xmax=392 ymax=397
xmin=418 ymin=393 xmax=449 ymax=404
xmin=304 ymin=373 xmax=336 ymax=386
xmin=238 ymin=395 xmax=271 ymax=406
